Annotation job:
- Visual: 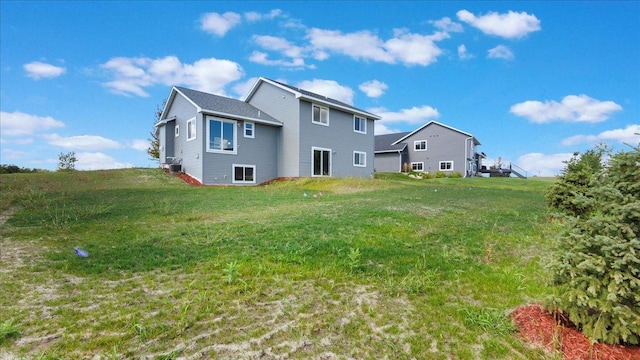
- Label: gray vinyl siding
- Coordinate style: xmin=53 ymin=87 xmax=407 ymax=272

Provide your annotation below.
xmin=245 ymin=82 xmax=300 ymax=177
xmin=375 ymin=152 xmax=403 ymax=172
xmin=201 ymin=119 xmax=278 ymax=185
xmin=163 ymin=94 xmax=203 ymax=182
xmin=405 ymin=123 xmax=469 ymax=175
xmin=299 ymin=101 xmax=375 ymax=178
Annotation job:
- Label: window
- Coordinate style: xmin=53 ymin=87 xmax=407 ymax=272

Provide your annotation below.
xmin=175 ymin=125 xmax=179 ymax=137
xmin=186 ymin=118 xmax=196 ymax=141
xmin=439 ymin=161 xmax=454 ymax=171
xmin=312 ymin=147 xmax=331 ymax=176
xmin=244 ymin=122 xmax=254 ymax=138
xmin=354 ymin=116 xmax=366 ymax=134
xmin=411 ymin=162 xmax=424 ymax=171
xmin=233 ymin=164 xmax=255 ymax=184
xmin=353 ymin=151 xmax=366 ymax=167
xmin=414 ymin=140 xmax=427 ymax=151
xmin=207 ymin=117 xmax=236 ymax=153
xmin=312 ymin=105 xmax=329 ymax=126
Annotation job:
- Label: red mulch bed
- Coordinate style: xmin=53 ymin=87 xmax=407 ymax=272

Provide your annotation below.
xmin=512 ymin=304 xmax=640 ymax=360
xmin=164 ymin=169 xmax=204 ymax=186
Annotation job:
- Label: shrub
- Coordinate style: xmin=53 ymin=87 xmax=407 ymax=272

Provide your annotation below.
xmin=421 ymin=172 xmax=434 ymax=179
xmin=448 ymin=172 xmax=462 ymax=178
xmin=545 ymin=144 xmax=640 ymax=345
xmin=435 ymin=171 xmax=447 ymax=178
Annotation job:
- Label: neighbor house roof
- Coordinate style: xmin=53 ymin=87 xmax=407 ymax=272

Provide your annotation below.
xmin=392 ymin=121 xmax=481 ymax=146
xmin=375 ymin=132 xmax=410 ymax=153
xmin=158 ymin=86 xmax=283 ymax=127
xmin=244 ymin=77 xmax=381 ymax=120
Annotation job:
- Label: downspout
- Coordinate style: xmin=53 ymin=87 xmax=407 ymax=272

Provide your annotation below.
xmin=464 ymin=136 xmax=473 ymax=178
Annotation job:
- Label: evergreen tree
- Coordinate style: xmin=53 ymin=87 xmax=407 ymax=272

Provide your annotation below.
xmin=147 ymin=100 xmax=166 ymax=161
xmin=546 ymin=144 xmax=640 ymax=345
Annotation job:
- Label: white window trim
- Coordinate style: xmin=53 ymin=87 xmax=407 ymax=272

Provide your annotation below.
xmin=206 ymin=116 xmax=237 ymax=154
xmin=411 ymin=162 xmax=424 ymax=172
xmin=312 ymin=104 xmax=329 ymax=126
xmin=439 ymin=161 xmax=454 ymax=171
xmin=353 ymin=116 xmax=366 ymax=134
xmin=311 ymin=146 xmax=332 ymax=177
xmin=414 ymin=140 xmax=427 ymax=151
xmin=186 ymin=117 xmax=196 ymax=141
xmin=175 ymin=124 xmax=179 ymax=137
xmin=244 ymin=121 xmax=255 ymax=139
xmin=353 ymin=151 xmax=366 ymax=167
xmin=232 ymin=164 xmax=256 ymax=184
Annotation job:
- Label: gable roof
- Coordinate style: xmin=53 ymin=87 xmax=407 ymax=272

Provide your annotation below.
xmin=392 ymin=121 xmax=481 ymax=146
xmin=244 ymin=77 xmax=381 ymax=120
xmin=375 ymin=132 xmax=410 ymax=153
xmin=159 ymin=86 xmax=282 ymax=127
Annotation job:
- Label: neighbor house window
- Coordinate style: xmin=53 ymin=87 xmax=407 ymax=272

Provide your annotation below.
xmin=233 ymin=164 xmax=255 ymax=184
xmin=414 ymin=140 xmax=427 ymax=151
xmin=312 ymin=147 xmax=331 ymax=176
xmin=353 ymin=151 xmax=366 ymax=167
xmin=354 ymin=116 xmax=366 ymax=134
xmin=175 ymin=125 xmax=179 ymax=137
xmin=411 ymin=162 xmax=424 ymax=171
xmin=439 ymin=161 xmax=454 ymax=171
xmin=207 ymin=116 xmax=236 ymax=153
xmin=312 ymin=105 xmax=329 ymax=126
xmin=186 ymin=118 xmax=196 ymax=141
xmin=244 ymin=122 xmax=254 ymax=138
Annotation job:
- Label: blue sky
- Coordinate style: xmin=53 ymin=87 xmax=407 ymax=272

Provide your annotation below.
xmin=1 ymin=1 xmax=638 ymax=176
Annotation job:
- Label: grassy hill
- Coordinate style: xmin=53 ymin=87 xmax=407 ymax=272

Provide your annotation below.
xmin=0 ymin=169 xmax=558 ymax=359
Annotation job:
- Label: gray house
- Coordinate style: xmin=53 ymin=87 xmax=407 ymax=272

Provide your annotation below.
xmin=374 ymin=121 xmax=482 ymax=177
xmin=156 ymin=77 xmax=381 ymax=185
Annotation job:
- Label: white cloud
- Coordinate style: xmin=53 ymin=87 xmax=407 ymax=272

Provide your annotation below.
xmin=200 ymin=12 xmax=242 ymax=37
xmin=129 ymin=139 xmax=151 ymax=151
xmin=307 ymin=28 xmax=393 ymax=63
xmin=244 ymin=9 xmax=282 ymax=22
xmin=515 ymin=152 xmax=574 ymax=177
xmin=233 ymin=77 xmax=259 ymax=99
xmin=249 ymin=49 xmax=308 ymax=68
xmin=254 ymin=35 xmax=305 ymax=58
xmin=296 ymin=79 xmax=354 ymax=105
xmin=75 ymin=152 xmax=134 ymax=171
xmin=43 ymin=134 xmax=123 ymax=150
xmin=23 ymin=61 xmax=66 ymax=79
xmin=369 ymin=105 xmax=440 ymax=124
xmin=101 ymin=56 xmax=244 ymax=97
xmin=374 ymin=122 xmax=399 ymax=135
xmin=456 ymin=10 xmax=541 ymax=39
xmin=385 ymin=30 xmax=447 ymax=66
xmin=430 ymin=17 xmax=464 ymax=33
xmin=561 ymin=124 xmax=640 ymax=146
xmin=306 ymin=27 xmax=448 ymax=66
xmin=359 ymin=80 xmax=388 ymax=98
xmin=510 ymin=94 xmax=623 ymax=123
xmin=487 ymin=45 xmax=514 ymax=60
xmin=458 ymin=44 xmax=474 ymax=60
xmin=0 ymin=111 xmax=65 ymax=136
xmin=1 ymin=148 xmax=26 ymax=161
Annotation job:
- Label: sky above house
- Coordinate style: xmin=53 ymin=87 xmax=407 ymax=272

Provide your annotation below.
xmin=1 ymin=1 xmax=639 ymax=176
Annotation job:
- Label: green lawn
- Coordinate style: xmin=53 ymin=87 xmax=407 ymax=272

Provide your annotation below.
xmin=0 ymin=169 xmax=559 ymax=359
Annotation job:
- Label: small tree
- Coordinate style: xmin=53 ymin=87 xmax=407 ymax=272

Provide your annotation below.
xmin=57 ymin=151 xmax=77 ymax=172
xmin=546 ymin=144 xmax=640 ymax=345
xmin=545 ymin=146 xmax=606 ymax=217
xmin=147 ymin=100 xmax=166 ymax=161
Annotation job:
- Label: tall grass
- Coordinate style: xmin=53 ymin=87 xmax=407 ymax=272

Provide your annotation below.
xmin=0 ymin=169 xmax=557 ymax=359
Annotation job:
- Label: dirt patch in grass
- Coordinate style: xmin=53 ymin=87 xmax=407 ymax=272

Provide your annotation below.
xmin=512 ymin=304 xmax=640 ymax=360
